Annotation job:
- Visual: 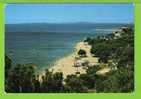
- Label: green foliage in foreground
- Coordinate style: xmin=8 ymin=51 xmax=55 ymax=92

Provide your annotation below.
xmin=5 ymin=26 xmax=134 ymax=93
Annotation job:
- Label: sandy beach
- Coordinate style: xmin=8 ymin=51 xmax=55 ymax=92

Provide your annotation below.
xmin=48 ymin=41 xmax=99 ymax=78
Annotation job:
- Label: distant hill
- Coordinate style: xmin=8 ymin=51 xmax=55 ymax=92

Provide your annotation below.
xmin=5 ymin=23 xmax=133 ymax=33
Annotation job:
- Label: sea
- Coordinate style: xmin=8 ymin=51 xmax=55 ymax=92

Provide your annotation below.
xmin=5 ymin=23 xmax=132 ymax=73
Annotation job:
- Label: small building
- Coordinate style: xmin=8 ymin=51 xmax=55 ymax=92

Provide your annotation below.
xmin=74 ymin=60 xmax=89 ymax=67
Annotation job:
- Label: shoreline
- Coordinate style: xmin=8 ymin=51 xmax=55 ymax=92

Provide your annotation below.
xmin=39 ymin=41 xmax=99 ymax=79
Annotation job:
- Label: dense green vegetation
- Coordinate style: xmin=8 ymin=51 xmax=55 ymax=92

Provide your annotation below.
xmin=5 ymin=26 xmax=134 ymax=93
xmin=85 ymin=26 xmax=134 ymax=92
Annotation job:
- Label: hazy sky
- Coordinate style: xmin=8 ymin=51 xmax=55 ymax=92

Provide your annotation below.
xmin=5 ymin=4 xmax=134 ymax=24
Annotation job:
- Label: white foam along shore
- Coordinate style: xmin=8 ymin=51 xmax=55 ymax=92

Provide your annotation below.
xmin=47 ymin=41 xmax=99 ymax=78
